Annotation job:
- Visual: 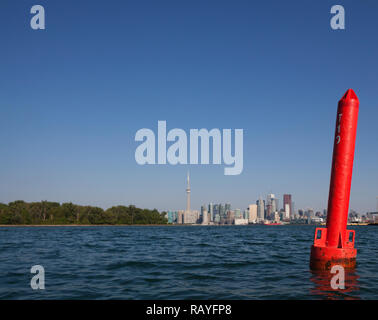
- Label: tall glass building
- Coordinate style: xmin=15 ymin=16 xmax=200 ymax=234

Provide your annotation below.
xmin=234 ymin=208 xmax=242 ymax=219
xmin=167 ymin=211 xmax=178 ymax=224
xmin=257 ymin=198 xmax=265 ymax=221
xmin=213 ymin=204 xmax=219 ymax=218
xmin=208 ymin=203 xmax=214 ymax=221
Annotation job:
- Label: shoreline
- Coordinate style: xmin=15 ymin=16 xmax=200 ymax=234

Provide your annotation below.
xmin=0 ymin=224 xmax=171 ymax=227
xmin=0 ymin=224 xmax=306 ymax=227
xmin=0 ymin=223 xmax=372 ymax=227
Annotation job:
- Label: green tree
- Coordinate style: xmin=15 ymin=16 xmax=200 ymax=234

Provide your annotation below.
xmin=0 ymin=201 xmax=168 ymax=225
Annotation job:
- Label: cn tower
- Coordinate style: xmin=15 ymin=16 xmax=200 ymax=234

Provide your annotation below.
xmin=186 ymin=171 xmax=190 ymax=212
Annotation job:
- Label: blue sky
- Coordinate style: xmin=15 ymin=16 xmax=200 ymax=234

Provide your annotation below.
xmin=0 ymin=0 xmax=377 ymax=213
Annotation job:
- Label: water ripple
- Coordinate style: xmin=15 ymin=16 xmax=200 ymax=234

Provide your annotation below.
xmin=0 ymin=225 xmax=376 ymax=299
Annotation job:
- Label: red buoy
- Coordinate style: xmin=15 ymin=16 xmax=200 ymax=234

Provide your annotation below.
xmin=310 ymin=89 xmax=359 ymax=271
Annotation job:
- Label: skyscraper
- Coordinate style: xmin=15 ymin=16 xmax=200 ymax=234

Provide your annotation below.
xmin=257 ymin=197 xmax=265 ymax=221
xmin=183 ymin=172 xmax=199 ymax=224
xmin=201 ymin=205 xmax=207 ymax=220
xmin=167 ymin=211 xmax=178 ymax=223
xmin=178 ymin=210 xmax=184 ymax=224
xmin=249 ymin=204 xmax=257 ymax=223
xmin=266 ymin=204 xmax=272 ymax=219
xmin=291 ymin=201 xmax=295 ymax=219
xmin=186 ymin=171 xmax=190 ymax=212
xmin=234 ymin=208 xmax=242 ymax=219
xmin=219 ymin=204 xmax=224 ymax=218
xmin=208 ymin=203 xmax=214 ymax=221
xmin=184 ymin=210 xmax=199 ymax=224
xmin=283 ymin=194 xmax=292 ymax=218
xmin=284 ymin=203 xmax=290 ymax=220
xmin=266 ymin=194 xmax=276 ymax=219
xmin=213 ymin=204 xmax=219 ymax=216
xmin=201 ymin=209 xmax=208 ymax=225
xmin=226 ymin=210 xmax=235 ymax=225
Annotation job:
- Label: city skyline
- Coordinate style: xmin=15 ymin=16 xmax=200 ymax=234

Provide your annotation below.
xmin=0 ymin=166 xmax=376 ymax=215
xmin=166 ymin=172 xmax=372 ymax=217
xmin=165 ymin=172 xmax=376 ymax=225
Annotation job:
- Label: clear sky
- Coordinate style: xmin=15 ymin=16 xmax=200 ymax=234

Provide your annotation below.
xmin=0 ymin=0 xmax=377 ymax=213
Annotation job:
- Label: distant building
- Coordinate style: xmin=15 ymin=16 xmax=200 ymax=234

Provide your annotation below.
xmin=201 ymin=205 xmax=206 ymax=216
xmin=266 ymin=204 xmax=272 ymax=219
xmin=234 ymin=218 xmax=248 ymax=225
xmin=257 ymin=197 xmax=265 ymax=221
xmin=273 ymin=211 xmax=280 ymax=223
xmin=219 ymin=204 xmax=224 ymax=219
xmin=305 ymin=209 xmax=314 ymax=219
xmin=208 ymin=203 xmax=214 ymax=221
xmin=291 ymin=201 xmax=295 ymax=219
xmin=283 ymin=194 xmax=292 ymax=218
xmin=284 ymin=203 xmax=290 ymax=220
xmin=349 ymin=210 xmax=361 ymax=223
xmin=248 ymin=204 xmax=257 ymax=223
xmin=167 ymin=211 xmax=178 ymax=223
xmin=186 ymin=172 xmax=190 ymax=212
xmin=213 ymin=204 xmax=219 ymax=221
xmin=178 ymin=210 xmax=184 ymax=224
xmin=243 ymin=209 xmax=249 ymax=220
xmin=202 ymin=209 xmax=209 ymax=225
xmin=367 ymin=212 xmax=378 ymax=223
xmin=184 ymin=210 xmax=199 ymax=224
xmin=266 ymin=194 xmax=277 ymax=219
xmin=226 ymin=210 xmax=235 ymax=225
xmin=182 ymin=172 xmax=198 ymax=224
xmin=203 ymin=203 xmax=231 ymax=224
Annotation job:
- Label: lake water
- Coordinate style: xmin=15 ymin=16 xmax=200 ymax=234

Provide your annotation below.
xmin=0 ymin=225 xmax=377 ymax=299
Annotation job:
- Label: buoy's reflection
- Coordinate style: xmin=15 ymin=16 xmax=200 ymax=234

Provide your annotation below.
xmin=310 ymin=269 xmax=360 ymax=300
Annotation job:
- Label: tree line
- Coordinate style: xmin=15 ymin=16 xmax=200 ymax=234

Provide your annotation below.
xmin=0 ymin=201 xmax=168 ymax=225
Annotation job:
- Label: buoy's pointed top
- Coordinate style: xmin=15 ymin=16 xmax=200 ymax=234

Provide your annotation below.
xmin=340 ymin=89 xmax=359 ymax=102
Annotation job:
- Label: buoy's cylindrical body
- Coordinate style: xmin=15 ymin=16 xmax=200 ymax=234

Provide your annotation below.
xmin=310 ymin=89 xmax=359 ymax=270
